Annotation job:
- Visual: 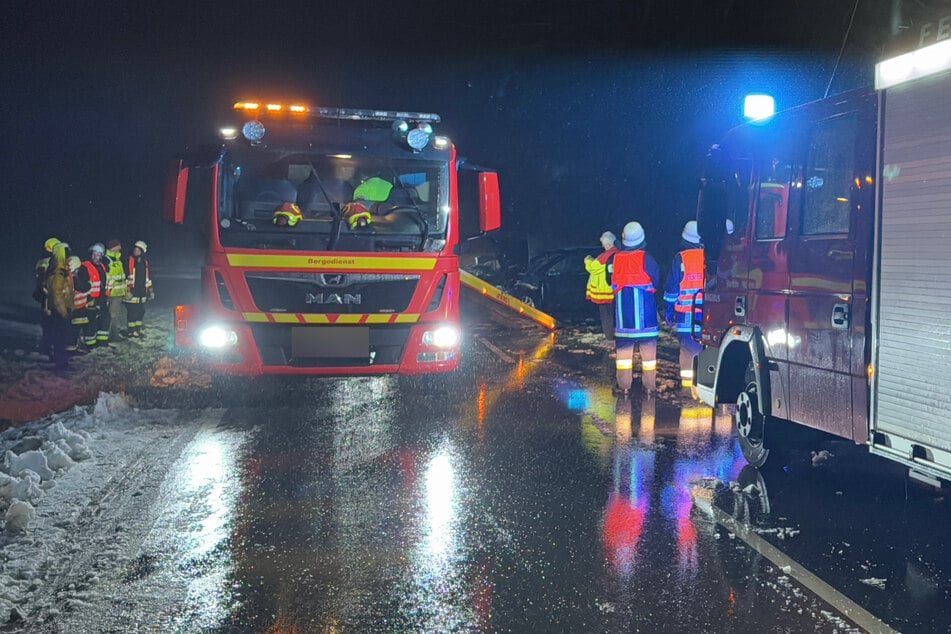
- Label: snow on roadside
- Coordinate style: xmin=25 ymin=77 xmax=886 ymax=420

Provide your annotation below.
xmin=0 ymin=392 xmax=177 ymax=624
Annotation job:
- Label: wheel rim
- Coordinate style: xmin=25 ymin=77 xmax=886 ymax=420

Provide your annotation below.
xmin=520 ymin=295 xmax=536 ymax=307
xmin=736 ymin=381 xmax=769 ymax=467
xmin=735 ymin=383 xmax=763 ymax=446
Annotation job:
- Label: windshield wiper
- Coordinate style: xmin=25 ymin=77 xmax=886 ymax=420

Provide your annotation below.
xmin=305 ymin=162 xmax=344 ymax=250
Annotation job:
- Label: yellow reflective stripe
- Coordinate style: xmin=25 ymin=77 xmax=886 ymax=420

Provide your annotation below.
xmin=394 ymin=314 xmax=420 ymax=323
xmin=226 ymin=254 xmax=438 ymax=270
xmin=301 ymin=314 xmax=331 ymax=324
xmin=364 ymin=314 xmax=393 ymax=324
xmin=243 ymin=312 xmax=268 ymax=322
xmin=642 ymin=360 xmax=658 ymax=371
xmin=616 ymin=359 xmax=634 ymax=370
xmin=336 ymin=314 xmax=363 ymax=324
xmin=681 ymin=379 xmax=695 ymax=388
xmin=272 ymin=313 xmax=301 ymax=323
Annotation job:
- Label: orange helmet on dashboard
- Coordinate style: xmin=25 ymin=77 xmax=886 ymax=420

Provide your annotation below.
xmin=342 ymin=201 xmax=372 ymax=229
xmin=272 ymin=202 xmax=303 ymax=227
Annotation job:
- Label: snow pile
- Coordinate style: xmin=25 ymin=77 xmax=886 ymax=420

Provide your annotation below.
xmin=0 ymin=392 xmax=146 ymax=623
xmin=0 ymin=416 xmax=95 ymax=535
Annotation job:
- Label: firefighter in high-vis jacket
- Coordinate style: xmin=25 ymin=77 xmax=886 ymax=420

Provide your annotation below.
xmin=104 ymin=239 xmax=127 ymax=340
xmin=122 ymin=240 xmax=153 ymax=337
xmin=34 ymin=237 xmax=61 ymax=357
xmin=611 ymin=222 xmax=661 ymax=396
xmin=584 ymin=231 xmax=619 ymax=341
xmin=67 ymin=255 xmax=91 ymax=353
xmin=44 ymin=242 xmax=74 ymax=369
xmin=664 ymin=220 xmax=704 ymax=395
xmin=84 ymin=243 xmax=110 ymax=345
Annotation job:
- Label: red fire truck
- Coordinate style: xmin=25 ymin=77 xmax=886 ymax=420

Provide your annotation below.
xmin=164 ymin=101 xmax=501 ymax=376
xmin=695 ymin=38 xmax=951 ymax=484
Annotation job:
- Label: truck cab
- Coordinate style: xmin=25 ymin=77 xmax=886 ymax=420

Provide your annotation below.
xmin=695 ymin=89 xmax=877 ymax=466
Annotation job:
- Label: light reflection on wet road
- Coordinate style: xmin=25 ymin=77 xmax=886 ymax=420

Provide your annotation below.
xmin=118 ymin=326 xmax=948 ymax=633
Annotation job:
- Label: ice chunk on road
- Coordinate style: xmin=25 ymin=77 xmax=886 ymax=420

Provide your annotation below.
xmin=4 ymin=499 xmax=36 ymax=533
xmin=0 ymin=470 xmax=43 ymax=504
xmin=3 ymin=449 xmax=55 ymax=481
xmin=48 ymin=421 xmax=93 ymax=461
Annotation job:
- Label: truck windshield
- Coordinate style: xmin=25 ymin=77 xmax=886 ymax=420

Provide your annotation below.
xmin=217 ymin=151 xmax=449 ymax=253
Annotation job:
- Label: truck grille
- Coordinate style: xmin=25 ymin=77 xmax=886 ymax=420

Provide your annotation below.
xmin=245 ymin=272 xmax=418 ymax=314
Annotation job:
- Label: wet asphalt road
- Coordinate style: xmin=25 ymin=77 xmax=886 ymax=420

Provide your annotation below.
xmin=123 ymin=313 xmax=946 ymax=633
xmin=9 ymin=279 xmax=946 ymax=632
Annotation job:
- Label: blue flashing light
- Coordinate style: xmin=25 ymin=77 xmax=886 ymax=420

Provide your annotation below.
xmin=744 ymin=94 xmax=775 ymax=121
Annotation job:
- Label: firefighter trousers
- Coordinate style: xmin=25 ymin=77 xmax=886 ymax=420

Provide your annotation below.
xmin=615 ymin=337 xmax=657 ymax=393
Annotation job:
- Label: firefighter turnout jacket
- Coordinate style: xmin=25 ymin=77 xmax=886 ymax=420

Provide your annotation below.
xmin=664 ymin=244 xmax=705 ymax=334
xmin=612 ymin=248 xmax=660 ymax=339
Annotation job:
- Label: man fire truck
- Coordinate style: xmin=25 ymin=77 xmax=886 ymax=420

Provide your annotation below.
xmin=164 ymin=101 xmax=501 ymax=375
xmin=694 ymin=34 xmax=951 ymax=485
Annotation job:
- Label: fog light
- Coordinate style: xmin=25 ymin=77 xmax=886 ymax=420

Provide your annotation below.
xmin=197 ymin=325 xmax=238 ymax=348
xmin=422 ymin=325 xmax=459 ymax=348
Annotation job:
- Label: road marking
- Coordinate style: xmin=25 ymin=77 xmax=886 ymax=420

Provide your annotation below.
xmin=712 ymin=507 xmax=901 ymax=634
xmin=473 ymin=334 xmax=516 ymax=364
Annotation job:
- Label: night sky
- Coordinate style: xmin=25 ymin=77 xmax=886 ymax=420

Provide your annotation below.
xmin=0 ymin=0 xmax=920 ymax=281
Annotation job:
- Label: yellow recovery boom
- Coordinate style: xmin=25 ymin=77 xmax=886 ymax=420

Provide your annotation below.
xmin=459 ymin=269 xmax=557 ymax=330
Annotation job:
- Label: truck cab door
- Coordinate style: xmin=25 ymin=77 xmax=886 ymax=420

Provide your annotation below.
xmin=785 ymin=113 xmax=860 ymax=436
xmin=746 ymin=161 xmax=794 ymax=420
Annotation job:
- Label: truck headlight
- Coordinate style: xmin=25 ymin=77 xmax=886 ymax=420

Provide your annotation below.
xmin=197 ymin=325 xmax=239 ymax=348
xmin=422 ymin=325 xmax=459 ymax=348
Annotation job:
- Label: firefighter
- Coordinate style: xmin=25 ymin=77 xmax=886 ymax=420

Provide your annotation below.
xmin=67 ymin=255 xmax=91 ymax=353
xmin=104 ymin=239 xmax=127 ymax=340
xmin=44 ymin=242 xmax=74 ymax=369
xmin=611 ymin=222 xmax=661 ymax=396
xmin=122 ymin=240 xmax=153 ymax=337
xmin=664 ymin=220 xmax=704 ymax=396
xmin=584 ymin=231 xmax=619 ymax=343
xmin=84 ymin=243 xmax=110 ymax=346
xmin=34 ymin=237 xmax=61 ymax=357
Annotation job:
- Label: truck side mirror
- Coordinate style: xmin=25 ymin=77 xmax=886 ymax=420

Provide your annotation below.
xmin=163 ymin=159 xmax=189 ymax=225
xmin=479 ymin=172 xmax=501 ymax=233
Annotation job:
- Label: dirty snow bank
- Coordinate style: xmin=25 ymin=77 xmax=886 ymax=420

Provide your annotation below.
xmin=0 ymin=392 xmax=165 ymax=624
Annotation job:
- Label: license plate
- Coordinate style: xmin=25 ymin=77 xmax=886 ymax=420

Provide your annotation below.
xmin=291 ymin=327 xmax=369 ymax=358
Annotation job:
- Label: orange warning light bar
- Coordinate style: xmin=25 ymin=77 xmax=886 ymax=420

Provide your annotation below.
xmin=234 ymin=101 xmax=310 ymax=114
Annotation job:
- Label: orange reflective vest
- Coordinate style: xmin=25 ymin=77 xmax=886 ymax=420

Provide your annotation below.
xmin=81 ymin=260 xmax=103 ymax=298
xmin=675 ymin=248 xmax=704 ymax=313
xmin=612 ymin=251 xmax=653 ymax=291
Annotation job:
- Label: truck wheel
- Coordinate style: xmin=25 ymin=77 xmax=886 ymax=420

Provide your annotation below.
xmin=736 ymin=368 xmax=769 ymax=468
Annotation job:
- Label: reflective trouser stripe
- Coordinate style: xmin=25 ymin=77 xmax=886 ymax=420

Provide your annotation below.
xmin=642 ymin=359 xmax=657 ymax=372
xmin=681 ymin=369 xmax=694 ymax=387
xmin=616 ymin=358 xmax=634 ymax=370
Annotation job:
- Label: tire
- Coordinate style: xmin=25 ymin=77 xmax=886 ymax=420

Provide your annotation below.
xmin=735 ymin=363 xmax=769 ymax=468
xmin=519 ymin=294 xmax=538 ymax=308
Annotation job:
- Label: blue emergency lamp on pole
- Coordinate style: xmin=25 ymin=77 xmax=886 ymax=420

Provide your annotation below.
xmin=744 ymin=94 xmax=775 ymax=121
